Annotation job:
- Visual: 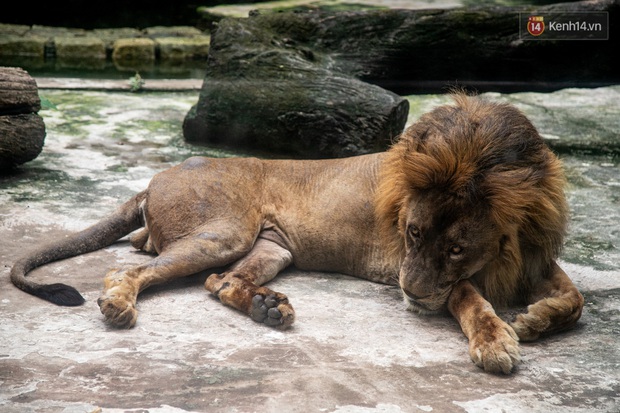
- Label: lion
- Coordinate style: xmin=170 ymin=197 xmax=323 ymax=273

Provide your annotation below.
xmin=11 ymin=93 xmax=583 ymax=374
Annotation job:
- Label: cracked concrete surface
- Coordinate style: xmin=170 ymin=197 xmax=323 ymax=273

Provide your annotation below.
xmin=1 ymin=86 xmax=619 ymax=413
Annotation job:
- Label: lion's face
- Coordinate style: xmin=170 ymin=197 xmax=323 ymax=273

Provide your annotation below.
xmin=398 ymin=189 xmax=502 ymax=314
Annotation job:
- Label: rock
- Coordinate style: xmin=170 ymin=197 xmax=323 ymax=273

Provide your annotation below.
xmin=54 ymin=36 xmax=106 ymax=70
xmin=184 ymin=0 xmax=617 ymax=158
xmin=155 ymin=36 xmax=211 ymax=61
xmin=183 ymin=13 xmax=409 ymax=158
xmin=111 ymin=38 xmax=156 ymax=72
xmin=502 ymin=86 xmax=620 ymax=157
xmin=93 ymin=27 xmax=143 ymax=50
xmin=54 ymin=36 xmax=106 ymax=61
xmin=243 ymin=0 xmax=616 ymax=93
xmin=183 ymin=75 xmax=408 ymax=158
xmin=0 ymin=35 xmax=46 ymax=59
xmin=144 ymin=26 xmax=205 ymax=37
xmin=111 ymin=38 xmax=156 ymax=63
xmin=0 ymin=67 xmax=46 ymax=170
xmin=0 ymin=24 xmax=213 ymax=71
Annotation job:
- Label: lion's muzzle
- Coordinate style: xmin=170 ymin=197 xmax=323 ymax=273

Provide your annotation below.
xmin=401 ymin=288 xmax=449 ymax=314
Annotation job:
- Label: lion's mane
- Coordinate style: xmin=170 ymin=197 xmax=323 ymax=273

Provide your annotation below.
xmin=375 ymin=93 xmax=568 ymax=306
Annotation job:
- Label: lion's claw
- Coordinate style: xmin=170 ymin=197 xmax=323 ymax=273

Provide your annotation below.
xmin=97 ymin=293 xmax=138 ymax=328
xmin=469 ymin=320 xmax=521 ymax=374
xmin=250 ymin=293 xmax=294 ymax=329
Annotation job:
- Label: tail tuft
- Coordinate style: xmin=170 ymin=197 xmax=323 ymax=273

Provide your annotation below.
xmin=35 ymin=283 xmax=86 ymax=306
xmin=10 ymin=192 xmax=145 ymax=306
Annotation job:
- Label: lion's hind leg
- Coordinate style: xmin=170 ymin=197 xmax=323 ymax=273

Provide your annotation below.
xmin=511 ymin=261 xmax=584 ymax=341
xmin=98 ymin=230 xmax=257 ymax=328
xmin=130 ymin=227 xmax=157 ymax=254
xmin=205 ymin=236 xmax=295 ymax=330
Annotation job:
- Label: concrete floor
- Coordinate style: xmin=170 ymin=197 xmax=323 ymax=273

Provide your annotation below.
xmin=1 ymin=86 xmax=619 ymax=413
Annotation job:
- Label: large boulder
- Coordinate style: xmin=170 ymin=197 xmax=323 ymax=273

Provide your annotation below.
xmin=0 ymin=67 xmax=46 ymax=171
xmin=184 ymin=0 xmax=618 ymax=158
xmin=183 ymin=11 xmax=410 ymax=158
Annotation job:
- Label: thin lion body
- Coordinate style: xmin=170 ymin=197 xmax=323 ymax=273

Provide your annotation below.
xmin=11 ymin=94 xmax=583 ymax=374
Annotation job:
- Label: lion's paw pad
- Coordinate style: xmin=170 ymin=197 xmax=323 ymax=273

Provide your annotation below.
xmin=251 ymin=294 xmax=294 ymax=329
xmin=97 ymin=294 xmax=137 ymax=329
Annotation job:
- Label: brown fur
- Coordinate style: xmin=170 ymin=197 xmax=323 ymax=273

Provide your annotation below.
xmin=376 ymin=94 xmax=568 ymax=307
xmin=11 ymin=93 xmax=583 ymax=374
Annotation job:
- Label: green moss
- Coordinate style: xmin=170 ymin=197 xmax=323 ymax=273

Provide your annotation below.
xmin=53 ymin=119 xmax=105 ymax=136
xmin=41 ymin=91 xmax=108 ymax=108
xmin=106 ymin=164 xmax=129 ymax=173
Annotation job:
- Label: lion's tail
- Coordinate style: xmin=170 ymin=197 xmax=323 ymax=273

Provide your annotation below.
xmin=10 ymin=191 xmax=146 ymax=306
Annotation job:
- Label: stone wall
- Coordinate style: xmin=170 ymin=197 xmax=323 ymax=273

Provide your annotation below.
xmin=0 ymin=24 xmax=210 ymax=73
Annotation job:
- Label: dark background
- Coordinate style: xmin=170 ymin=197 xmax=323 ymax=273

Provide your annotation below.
xmin=1 ymin=0 xmax=566 ymax=29
xmin=1 ymin=0 xmax=270 ymax=29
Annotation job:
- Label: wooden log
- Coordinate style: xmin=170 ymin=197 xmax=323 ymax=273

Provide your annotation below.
xmin=0 ymin=66 xmax=41 ymax=115
xmin=0 ymin=114 xmax=46 ymax=169
xmin=0 ymin=67 xmax=46 ymax=170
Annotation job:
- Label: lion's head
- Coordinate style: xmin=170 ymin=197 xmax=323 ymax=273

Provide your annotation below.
xmin=376 ymin=93 xmax=568 ymax=314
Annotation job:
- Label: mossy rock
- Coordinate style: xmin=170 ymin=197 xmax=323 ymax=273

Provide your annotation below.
xmin=184 ymin=1 xmax=617 ymax=158
xmin=183 ymin=12 xmax=409 ymax=158
xmin=112 ymin=38 xmax=156 ymax=63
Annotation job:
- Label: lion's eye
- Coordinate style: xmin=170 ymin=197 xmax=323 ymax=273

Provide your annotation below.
xmin=408 ymin=225 xmax=421 ymax=239
xmin=450 ymin=245 xmax=463 ymax=255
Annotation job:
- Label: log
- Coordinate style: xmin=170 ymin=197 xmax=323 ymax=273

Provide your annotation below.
xmin=0 ymin=114 xmax=46 ymax=169
xmin=0 ymin=67 xmax=46 ymax=170
xmin=0 ymin=67 xmax=41 ymax=114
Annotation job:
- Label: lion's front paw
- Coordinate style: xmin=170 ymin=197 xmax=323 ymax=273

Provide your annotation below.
xmin=250 ymin=293 xmax=295 ymax=330
xmin=510 ymin=312 xmax=545 ymax=342
xmin=510 ymin=295 xmax=583 ymax=342
xmin=97 ymin=292 xmax=138 ymax=328
xmin=469 ymin=318 xmax=520 ymax=374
